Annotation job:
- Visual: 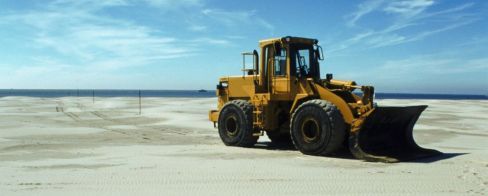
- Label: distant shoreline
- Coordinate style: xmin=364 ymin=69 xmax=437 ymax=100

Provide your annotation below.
xmin=0 ymin=89 xmax=486 ymax=100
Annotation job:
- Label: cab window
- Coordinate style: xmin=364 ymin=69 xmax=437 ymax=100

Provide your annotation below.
xmin=274 ymin=48 xmax=287 ymax=76
xmin=295 ymin=49 xmax=310 ymax=77
xmin=291 ymin=45 xmax=316 ymax=78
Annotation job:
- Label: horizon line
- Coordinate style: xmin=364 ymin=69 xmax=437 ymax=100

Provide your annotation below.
xmin=0 ymin=88 xmax=486 ymax=97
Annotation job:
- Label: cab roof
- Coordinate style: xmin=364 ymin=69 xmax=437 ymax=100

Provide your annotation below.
xmin=259 ymin=36 xmax=318 ymax=47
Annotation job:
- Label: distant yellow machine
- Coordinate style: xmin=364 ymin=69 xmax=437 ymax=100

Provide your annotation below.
xmin=209 ymin=36 xmax=440 ymax=162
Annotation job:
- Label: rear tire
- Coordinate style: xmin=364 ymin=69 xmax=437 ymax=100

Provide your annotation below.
xmin=218 ymin=100 xmax=258 ymax=147
xmin=290 ymin=99 xmax=346 ymax=155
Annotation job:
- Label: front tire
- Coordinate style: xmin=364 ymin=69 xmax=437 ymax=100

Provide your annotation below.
xmin=290 ymin=100 xmax=346 ymax=155
xmin=218 ymin=100 xmax=258 ymax=147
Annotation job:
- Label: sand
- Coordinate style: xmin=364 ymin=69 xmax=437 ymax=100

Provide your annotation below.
xmin=0 ymin=97 xmax=487 ymax=195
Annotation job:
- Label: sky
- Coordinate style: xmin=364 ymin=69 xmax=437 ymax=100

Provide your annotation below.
xmin=0 ymin=0 xmax=487 ymax=94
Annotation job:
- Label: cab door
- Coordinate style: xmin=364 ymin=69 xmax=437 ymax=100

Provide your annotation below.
xmin=271 ymin=47 xmax=291 ymax=100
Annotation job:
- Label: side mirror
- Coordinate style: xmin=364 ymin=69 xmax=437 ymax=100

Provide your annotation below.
xmin=326 ymin=73 xmax=333 ymax=81
xmin=315 ymin=45 xmax=324 ymax=60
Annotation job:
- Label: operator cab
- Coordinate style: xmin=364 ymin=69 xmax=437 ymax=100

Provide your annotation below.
xmin=260 ymin=36 xmax=323 ymax=80
xmin=251 ymin=36 xmax=325 ymax=96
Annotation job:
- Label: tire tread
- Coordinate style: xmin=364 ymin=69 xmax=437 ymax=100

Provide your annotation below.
xmin=290 ymin=99 xmax=346 ymax=155
xmin=219 ymin=100 xmax=258 ymax=147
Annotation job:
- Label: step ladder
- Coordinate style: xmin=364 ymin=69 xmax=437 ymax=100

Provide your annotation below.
xmin=252 ymin=103 xmax=265 ymax=136
xmin=253 ymin=104 xmax=264 ymax=127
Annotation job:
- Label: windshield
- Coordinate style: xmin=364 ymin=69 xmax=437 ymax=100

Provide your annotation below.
xmin=291 ymin=44 xmax=318 ymax=78
xmin=295 ymin=48 xmax=310 ymax=76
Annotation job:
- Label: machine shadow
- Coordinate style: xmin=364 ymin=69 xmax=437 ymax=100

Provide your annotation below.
xmin=404 ymin=152 xmax=467 ymax=163
xmin=253 ymin=141 xmax=466 ymax=163
xmin=253 ymin=141 xmax=356 ymax=160
xmin=254 ymin=141 xmax=297 ymax=151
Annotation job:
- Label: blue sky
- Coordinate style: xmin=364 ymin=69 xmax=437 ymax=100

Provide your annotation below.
xmin=0 ymin=0 xmax=487 ymax=94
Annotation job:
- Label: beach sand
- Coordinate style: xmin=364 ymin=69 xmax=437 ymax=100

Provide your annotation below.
xmin=0 ymin=97 xmax=487 ymax=195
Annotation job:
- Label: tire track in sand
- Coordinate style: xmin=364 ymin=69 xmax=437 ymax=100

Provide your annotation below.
xmin=54 ymin=100 xmax=210 ymax=145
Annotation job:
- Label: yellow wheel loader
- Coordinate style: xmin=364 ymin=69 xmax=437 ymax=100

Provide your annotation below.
xmin=208 ymin=36 xmax=441 ymax=163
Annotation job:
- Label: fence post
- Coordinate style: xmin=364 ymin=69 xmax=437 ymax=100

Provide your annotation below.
xmin=139 ymin=90 xmax=141 ymax=115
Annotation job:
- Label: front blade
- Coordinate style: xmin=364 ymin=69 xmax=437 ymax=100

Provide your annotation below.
xmin=349 ymin=106 xmax=442 ymax=162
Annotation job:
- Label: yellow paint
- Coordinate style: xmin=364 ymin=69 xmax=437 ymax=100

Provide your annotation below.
xmin=210 ymin=36 xmax=376 ymax=133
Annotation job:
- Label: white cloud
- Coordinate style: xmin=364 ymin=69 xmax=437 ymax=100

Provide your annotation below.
xmin=347 ymin=0 xmax=434 ymax=25
xmin=367 ymin=34 xmax=406 ymax=48
xmin=352 ymin=54 xmax=488 ymax=94
xmin=380 ymin=55 xmax=488 ymax=75
xmin=327 ymin=31 xmax=373 ymax=53
xmin=188 ymin=38 xmax=231 ymax=46
xmin=383 ymin=0 xmax=434 ymax=17
xmin=51 ymin=0 xmax=202 ymax=9
xmin=346 ymin=0 xmax=385 ymax=26
xmin=331 ymin=1 xmax=478 ymax=52
xmin=188 ymin=24 xmax=207 ymax=32
xmin=0 ymin=0 xmax=223 ymax=72
xmin=141 ymin=0 xmax=202 ymax=7
xmin=202 ymin=9 xmax=274 ymax=31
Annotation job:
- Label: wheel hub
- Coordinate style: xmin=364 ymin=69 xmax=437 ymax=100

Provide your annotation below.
xmin=301 ymin=117 xmax=320 ymax=143
xmin=225 ymin=115 xmax=239 ymax=136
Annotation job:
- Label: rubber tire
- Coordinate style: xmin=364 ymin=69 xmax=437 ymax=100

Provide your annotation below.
xmin=218 ymin=100 xmax=258 ymax=147
xmin=290 ymin=99 xmax=346 ymax=155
